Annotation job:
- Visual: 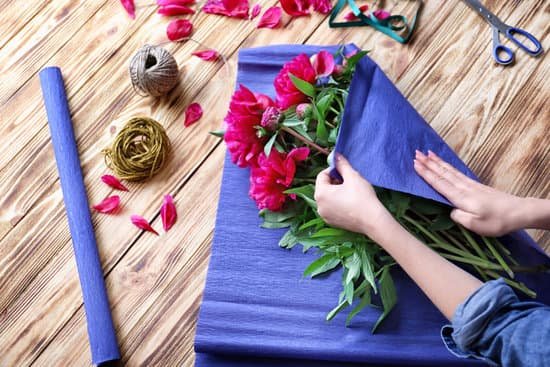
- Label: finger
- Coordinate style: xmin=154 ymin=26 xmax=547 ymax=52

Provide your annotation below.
xmin=427 ymin=150 xmax=476 ymax=186
xmin=414 ymin=158 xmax=463 ymax=204
xmin=417 ymin=150 xmax=462 ymax=189
xmin=335 ymin=154 xmax=357 ymax=179
xmin=316 ymin=168 xmax=332 ymax=187
xmin=450 ymin=209 xmax=479 ymax=232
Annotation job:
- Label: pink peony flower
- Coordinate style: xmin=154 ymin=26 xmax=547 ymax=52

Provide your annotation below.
xmin=274 ymin=53 xmax=316 ymax=109
xmin=280 ymin=0 xmax=311 ymax=17
xmin=261 ymin=106 xmax=281 ymax=130
xmin=249 ymin=147 xmax=310 ymax=211
xmin=311 ymin=50 xmax=335 ymax=77
xmin=312 ymin=0 xmax=331 ymax=14
xmin=224 ymin=85 xmax=275 ymax=167
xmin=296 ymin=103 xmax=312 ymax=119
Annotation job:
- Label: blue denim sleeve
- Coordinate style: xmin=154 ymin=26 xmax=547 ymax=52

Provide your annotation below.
xmin=441 ymin=278 xmax=550 ymax=367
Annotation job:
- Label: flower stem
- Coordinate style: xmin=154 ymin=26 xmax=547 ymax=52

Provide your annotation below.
xmin=281 ymin=126 xmax=330 ymax=155
xmin=482 ymin=236 xmax=514 ymax=278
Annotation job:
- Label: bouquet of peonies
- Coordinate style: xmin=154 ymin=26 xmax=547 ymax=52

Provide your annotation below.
xmin=214 ymin=48 xmax=535 ymax=332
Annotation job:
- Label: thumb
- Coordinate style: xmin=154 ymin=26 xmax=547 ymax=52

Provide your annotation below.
xmin=450 ymin=208 xmax=476 ymax=230
xmin=335 ymin=154 xmax=357 ymax=179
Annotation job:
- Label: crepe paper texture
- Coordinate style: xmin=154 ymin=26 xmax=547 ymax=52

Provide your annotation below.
xmin=194 ymin=45 xmax=550 ymax=366
xmin=39 ymin=67 xmax=120 ymax=365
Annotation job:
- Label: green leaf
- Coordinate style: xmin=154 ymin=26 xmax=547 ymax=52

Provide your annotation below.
xmin=359 ymin=247 xmax=377 ymax=293
xmin=389 ymin=190 xmax=410 ymax=218
xmin=345 ymin=50 xmax=369 ymax=70
xmin=344 ymin=252 xmax=361 ymax=284
xmin=372 ymin=266 xmax=397 ymax=333
xmin=292 ymin=124 xmax=314 ymax=141
xmin=328 ymin=127 xmax=338 ymax=144
xmin=209 ymin=129 xmax=225 ymax=138
xmin=299 ymin=217 xmax=325 ymax=231
xmin=346 ymin=287 xmax=372 ymax=326
xmin=264 ymin=133 xmax=278 ymax=157
xmin=316 ymin=94 xmax=333 ymax=116
xmin=311 ymin=228 xmax=351 ymax=238
xmin=261 ymin=220 xmax=295 ymax=229
xmin=429 ymin=214 xmax=455 ymax=231
xmin=279 ymin=229 xmax=299 ymax=249
xmin=282 ymin=119 xmax=306 ymax=127
xmin=313 ymin=104 xmax=328 ymax=143
xmin=304 ymin=254 xmax=341 ymax=278
xmin=289 ymin=73 xmax=316 ymax=98
xmin=343 ymin=270 xmax=355 ymax=305
xmin=284 ymin=185 xmax=317 ymax=210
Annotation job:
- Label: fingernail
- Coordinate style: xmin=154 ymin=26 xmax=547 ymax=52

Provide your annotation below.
xmin=415 ymin=149 xmax=421 ymax=157
xmin=427 ymin=150 xmax=435 ymax=157
xmin=336 ymin=153 xmax=343 ymax=161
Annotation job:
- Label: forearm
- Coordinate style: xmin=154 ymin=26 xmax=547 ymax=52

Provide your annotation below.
xmin=517 ymin=197 xmax=550 ymax=231
xmin=367 ymin=213 xmax=482 ymax=320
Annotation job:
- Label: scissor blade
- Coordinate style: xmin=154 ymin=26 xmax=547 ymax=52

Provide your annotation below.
xmin=461 ymin=0 xmax=507 ymax=31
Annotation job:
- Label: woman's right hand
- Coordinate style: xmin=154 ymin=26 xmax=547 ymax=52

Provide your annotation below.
xmin=413 ymin=150 xmax=550 ymax=236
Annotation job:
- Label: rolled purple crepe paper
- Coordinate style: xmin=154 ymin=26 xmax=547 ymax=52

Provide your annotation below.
xmin=39 ymin=67 xmax=120 ymax=365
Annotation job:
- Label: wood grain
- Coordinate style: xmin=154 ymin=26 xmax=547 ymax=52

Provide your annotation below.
xmin=0 ymin=0 xmax=548 ymax=365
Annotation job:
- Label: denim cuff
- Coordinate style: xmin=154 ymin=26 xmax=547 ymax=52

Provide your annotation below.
xmin=440 ymin=279 xmax=517 ymax=366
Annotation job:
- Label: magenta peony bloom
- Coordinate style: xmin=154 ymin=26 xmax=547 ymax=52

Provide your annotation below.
xmin=224 ymin=84 xmax=274 ymax=167
xmin=312 ymin=50 xmax=335 ymax=77
xmin=274 ymin=54 xmax=316 ymax=109
xmin=249 ymin=147 xmax=310 ymax=211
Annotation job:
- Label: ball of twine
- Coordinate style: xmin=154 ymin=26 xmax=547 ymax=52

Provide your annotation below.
xmin=103 ymin=116 xmax=171 ymax=182
xmin=129 ymin=45 xmax=179 ymax=97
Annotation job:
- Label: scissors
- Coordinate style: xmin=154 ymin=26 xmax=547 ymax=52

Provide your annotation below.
xmin=462 ymin=0 xmax=543 ymax=65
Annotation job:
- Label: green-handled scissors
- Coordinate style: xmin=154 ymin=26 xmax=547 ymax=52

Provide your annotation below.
xmin=329 ymin=0 xmax=423 ymax=44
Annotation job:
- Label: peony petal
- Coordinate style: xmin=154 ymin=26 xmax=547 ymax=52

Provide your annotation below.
xmin=343 ymin=4 xmax=368 ymax=21
xmin=192 ymin=49 xmax=219 ymax=61
xmin=160 ymin=194 xmax=177 ymax=231
xmin=131 ymin=214 xmax=159 ymax=235
xmin=203 ymin=0 xmax=250 ymax=18
xmin=166 ymin=19 xmax=193 ymax=41
xmin=373 ymin=9 xmax=391 ymax=20
xmin=93 ymin=195 xmax=121 ymax=214
xmin=312 ymin=0 xmax=331 ymax=14
xmin=120 ymin=0 xmax=136 ymax=19
xmin=184 ymin=102 xmax=203 ymax=127
xmin=250 ymin=3 xmax=261 ymax=19
xmin=158 ymin=4 xmax=195 ymax=16
xmin=157 ymin=0 xmax=195 ymax=5
xmin=257 ymin=6 xmax=282 ymax=28
xmin=101 ymin=174 xmax=129 ymax=191
xmin=280 ymin=0 xmax=310 ymax=17
xmin=312 ymin=50 xmax=335 ymax=77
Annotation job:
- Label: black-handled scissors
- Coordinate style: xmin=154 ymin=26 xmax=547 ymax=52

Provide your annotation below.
xmin=462 ymin=0 xmax=543 ymax=65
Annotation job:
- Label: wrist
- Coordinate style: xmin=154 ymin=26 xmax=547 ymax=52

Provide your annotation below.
xmin=518 ymin=197 xmax=550 ymax=230
xmin=361 ymin=206 xmax=401 ymax=244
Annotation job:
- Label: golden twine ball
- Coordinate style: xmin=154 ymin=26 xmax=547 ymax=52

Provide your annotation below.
xmin=103 ymin=117 xmax=171 ymax=182
xmin=129 ymin=45 xmax=179 ymax=97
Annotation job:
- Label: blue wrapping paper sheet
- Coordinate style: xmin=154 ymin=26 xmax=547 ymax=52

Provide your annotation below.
xmin=195 ymin=45 xmax=550 ymax=366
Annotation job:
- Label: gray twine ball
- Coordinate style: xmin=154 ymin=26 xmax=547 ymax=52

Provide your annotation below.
xmin=129 ymin=45 xmax=179 ymax=97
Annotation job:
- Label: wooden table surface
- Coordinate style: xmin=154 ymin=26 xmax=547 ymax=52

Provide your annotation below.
xmin=1 ymin=0 xmax=548 ymax=366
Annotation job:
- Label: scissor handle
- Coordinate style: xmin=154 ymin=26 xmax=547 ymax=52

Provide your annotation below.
xmin=506 ymin=27 xmax=543 ymax=56
xmin=368 ymin=14 xmax=407 ymax=31
xmin=493 ymin=44 xmax=514 ymax=65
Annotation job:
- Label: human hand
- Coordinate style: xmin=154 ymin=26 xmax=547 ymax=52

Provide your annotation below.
xmin=413 ymin=150 xmax=527 ymax=236
xmin=315 ymin=154 xmax=395 ymax=240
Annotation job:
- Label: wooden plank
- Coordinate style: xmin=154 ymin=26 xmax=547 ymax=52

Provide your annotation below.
xmin=0 ymin=1 xmax=49 ymax=49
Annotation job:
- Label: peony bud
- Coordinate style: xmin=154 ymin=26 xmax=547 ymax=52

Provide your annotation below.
xmin=333 ymin=64 xmax=344 ymax=76
xmin=296 ymin=103 xmax=312 ymax=120
xmin=261 ymin=106 xmax=282 ymax=130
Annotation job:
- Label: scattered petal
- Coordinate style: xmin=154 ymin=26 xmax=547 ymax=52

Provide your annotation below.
xmin=166 ymin=19 xmax=193 ymax=41
xmin=157 ymin=0 xmax=195 ymax=5
xmin=343 ymin=4 xmax=368 ymax=21
xmin=312 ymin=50 xmax=335 ymax=77
xmin=93 ymin=195 xmax=121 ymax=214
xmin=192 ymin=49 xmax=219 ymax=61
xmin=373 ymin=9 xmax=391 ymax=20
xmin=203 ymin=0 xmax=250 ymax=18
xmin=280 ymin=0 xmax=310 ymax=17
xmin=184 ymin=102 xmax=203 ymax=127
xmin=250 ymin=3 xmax=261 ymax=19
xmin=312 ymin=0 xmax=331 ymax=14
xmin=131 ymin=214 xmax=159 ymax=235
xmin=120 ymin=0 xmax=136 ymax=18
xmin=158 ymin=4 xmax=195 ymax=16
xmin=160 ymin=195 xmax=177 ymax=231
xmin=101 ymin=174 xmax=129 ymax=191
xmin=257 ymin=6 xmax=282 ymax=29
